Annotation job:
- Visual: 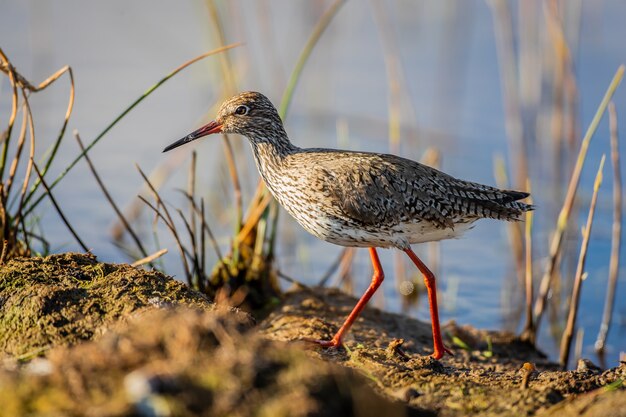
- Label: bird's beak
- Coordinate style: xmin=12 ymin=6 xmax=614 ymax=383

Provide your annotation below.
xmin=163 ymin=120 xmax=223 ymax=152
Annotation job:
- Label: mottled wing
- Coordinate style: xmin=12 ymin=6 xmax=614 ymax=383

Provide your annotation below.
xmin=314 ymin=153 xmax=456 ymax=228
xmin=309 ymin=151 xmax=531 ymax=228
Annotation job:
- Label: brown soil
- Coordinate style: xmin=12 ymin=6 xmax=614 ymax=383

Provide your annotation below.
xmin=0 ymin=253 xmax=249 ymax=359
xmin=0 ymin=253 xmax=623 ymax=416
xmin=261 ymin=287 xmax=626 ymax=416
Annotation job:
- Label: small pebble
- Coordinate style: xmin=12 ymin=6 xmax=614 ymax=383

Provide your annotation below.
xmin=387 ymin=338 xmax=409 ymax=361
xmin=520 ymin=362 xmax=537 ymax=389
xmin=576 ymin=358 xmax=602 ymax=373
xmin=403 ymin=387 xmax=421 ymax=401
xmin=25 ymin=358 xmax=53 ymax=376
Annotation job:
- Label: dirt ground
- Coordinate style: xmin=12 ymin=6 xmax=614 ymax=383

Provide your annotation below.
xmin=0 ymin=253 xmax=624 ymax=416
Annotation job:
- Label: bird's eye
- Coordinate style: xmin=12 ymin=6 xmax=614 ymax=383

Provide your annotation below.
xmin=234 ymin=105 xmax=249 ymax=116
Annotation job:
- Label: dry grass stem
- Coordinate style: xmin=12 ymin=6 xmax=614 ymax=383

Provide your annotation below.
xmin=534 ymin=65 xmax=624 ymax=335
xmin=177 ymin=208 xmax=203 ymax=290
xmin=318 ymin=247 xmax=349 ymax=287
xmin=23 ymin=43 xmax=241 ymax=218
xmin=0 ymin=47 xmax=75 ymax=207
xmin=197 ymin=197 xmax=224 ymax=264
xmin=32 ymin=164 xmax=89 ymax=252
xmin=131 ymin=249 xmax=168 ymax=267
xmin=0 ymin=240 xmax=8 ymax=264
xmin=14 ymin=91 xmax=35 ymax=228
xmin=494 ymin=155 xmax=525 ymax=288
xmin=574 ymin=327 xmax=584 ymax=365
xmin=336 ymin=247 xmax=356 ymax=293
xmin=595 ymin=102 xmax=622 ymax=354
xmin=136 ymin=165 xmax=192 ymax=285
xmin=236 ymin=192 xmax=272 ymax=245
xmin=74 ymin=130 xmax=149 ymax=259
xmin=221 ymin=134 xmax=243 ymax=231
xmin=188 ymin=151 xmax=197 ymax=241
xmin=4 ymin=103 xmax=28 ymax=196
xmin=178 ymin=191 xmax=229 ymax=280
xmin=521 ymin=181 xmax=535 ymax=343
xmin=559 ymin=155 xmax=605 ymax=369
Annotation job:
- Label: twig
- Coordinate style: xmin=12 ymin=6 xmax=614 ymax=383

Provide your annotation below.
xmin=13 ymin=90 xmax=36 ymax=233
xmin=318 ymin=247 xmax=350 ymax=287
xmin=277 ymin=269 xmax=308 ymax=288
xmin=26 ymin=66 xmax=75 ymax=198
xmin=335 ymin=247 xmax=356 ymax=292
xmin=131 ymin=249 xmax=168 ymax=267
xmin=138 ymin=195 xmax=192 ymax=283
xmin=136 ymin=165 xmax=192 ymax=285
xmin=32 ymin=164 xmax=89 ymax=252
xmin=574 ymin=327 xmax=584 ymax=365
xmin=0 ymin=48 xmax=23 ymax=182
xmin=534 ymin=65 xmax=624 ymax=334
xmin=236 ymin=192 xmax=272 ymax=245
xmin=221 ymin=134 xmax=243 ymax=231
xmin=559 ymin=155 xmax=605 ymax=369
xmin=4 ymin=103 xmax=28 ymax=197
xmin=188 ymin=151 xmax=197 ymax=240
xmin=180 ymin=192 xmax=225 ymax=262
xmin=74 ymin=130 xmax=149 ymax=259
xmin=37 ymin=65 xmax=75 ymax=180
xmin=494 ymin=154 xmax=525 ymax=292
xmin=595 ymin=102 xmax=622 ymax=354
xmin=200 ymin=199 xmax=207 ymax=276
xmin=0 ymin=48 xmax=75 ymax=195
xmin=177 ymin=208 xmax=203 ymax=290
xmin=0 ymin=240 xmax=8 ymax=264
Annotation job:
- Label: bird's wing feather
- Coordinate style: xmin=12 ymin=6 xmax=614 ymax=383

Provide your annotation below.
xmin=309 ymin=152 xmax=456 ymax=228
xmin=294 ymin=150 xmax=531 ymax=227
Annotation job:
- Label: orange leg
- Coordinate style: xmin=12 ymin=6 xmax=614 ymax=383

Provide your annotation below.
xmin=305 ymin=247 xmax=384 ymax=347
xmin=404 ymin=248 xmax=453 ymax=359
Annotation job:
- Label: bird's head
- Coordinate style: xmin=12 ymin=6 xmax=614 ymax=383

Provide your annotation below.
xmin=163 ymin=91 xmax=285 ymax=152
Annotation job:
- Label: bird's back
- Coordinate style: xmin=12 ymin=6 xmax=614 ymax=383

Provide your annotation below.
xmin=259 ymin=147 xmax=532 ymax=249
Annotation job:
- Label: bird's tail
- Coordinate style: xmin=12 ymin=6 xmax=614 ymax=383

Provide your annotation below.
xmin=498 ymin=190 xmax=535 ymax=220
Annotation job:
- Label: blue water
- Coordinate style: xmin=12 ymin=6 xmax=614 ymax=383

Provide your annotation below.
xmin=1 ymin=0 xmax=624 ymax=367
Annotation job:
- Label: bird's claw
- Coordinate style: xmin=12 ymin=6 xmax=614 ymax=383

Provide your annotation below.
xmin=431 ymin=344 xmax=454 ymax=360
xmin=301 ymin=336 xmax=343 ymax=348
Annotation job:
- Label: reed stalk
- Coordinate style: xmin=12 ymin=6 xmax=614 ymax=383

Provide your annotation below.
xmin=534 ymin=65 xmax=624 ymax=336
xmin=559 ymin=155 xmax=605 ymax=369
xmin=595 ymin=102 xmax=622 ymax=355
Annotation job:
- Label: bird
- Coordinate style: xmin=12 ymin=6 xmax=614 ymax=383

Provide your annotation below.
xmin=163 ymin=91 xmax=533 ymax=359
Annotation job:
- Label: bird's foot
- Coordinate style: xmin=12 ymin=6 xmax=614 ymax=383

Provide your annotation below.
xmin=301 ymin=336 xmax=343 ymax=349
xmin=431 ymin=344 xmax=454 ymax=360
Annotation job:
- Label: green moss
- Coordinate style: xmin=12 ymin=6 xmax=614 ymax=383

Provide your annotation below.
xmin=0 ymin=252 xmax=215 ymax=357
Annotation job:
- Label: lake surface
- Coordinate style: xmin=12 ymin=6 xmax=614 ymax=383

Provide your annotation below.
xmin=1 ymin=0 xmax=624 ymax=367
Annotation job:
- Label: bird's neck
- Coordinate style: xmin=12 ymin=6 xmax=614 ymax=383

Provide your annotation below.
xmin=248 ymin=131 xmax=298 ymax=187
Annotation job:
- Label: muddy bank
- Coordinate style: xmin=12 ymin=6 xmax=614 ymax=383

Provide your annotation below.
xmin=0 ymin=253 xmax=248 ymax=358
xmin=0 ymin=253 xmax=623 ymax=416
xmin=261 ymin=287 xmax=625 ymax=416
xmin=1 ymin=308 xmax=411 ymax=417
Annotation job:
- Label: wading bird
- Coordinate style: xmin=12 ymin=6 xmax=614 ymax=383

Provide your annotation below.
xmin=164 ymin=92 xmax=533 ymax=359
